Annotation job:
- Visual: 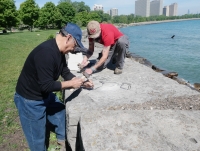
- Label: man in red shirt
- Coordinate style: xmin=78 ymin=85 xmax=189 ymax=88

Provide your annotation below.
xmin=81 ymin=20 xmax=129 ymax=75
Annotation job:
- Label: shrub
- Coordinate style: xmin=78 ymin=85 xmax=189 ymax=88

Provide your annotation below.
xmin=47 ymin=34 xmax=54 ymax=40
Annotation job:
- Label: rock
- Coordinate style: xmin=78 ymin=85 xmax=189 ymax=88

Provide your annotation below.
xmin=172 ymin=77 xmax=187 ymax=85
xmin=161 ymin=71 xmax=178 ymax=78
xmin=129 ymin=55 xmax=152 ymax=67
xmin=125 ymin=50 xmax=134 ymax=58
xmin=194 ymin=83 xmax=200 ymax=90
xmin=152 ymin=65 xmax=165 ymax=72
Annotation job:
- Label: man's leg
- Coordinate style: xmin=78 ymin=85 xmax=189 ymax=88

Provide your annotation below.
xmin=102 ymin=43 xmax=117 ymax=69
xmin=115 ymin=35 xmax=130 ymax=70
xmin=46 ymin=93 xmax=66 ymax=145
xmin=14 ymin=93 xmax=47 ymax=151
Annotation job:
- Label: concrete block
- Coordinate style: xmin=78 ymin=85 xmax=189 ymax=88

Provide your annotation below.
xmin=80 ymin=111 xmax=200 ymax=151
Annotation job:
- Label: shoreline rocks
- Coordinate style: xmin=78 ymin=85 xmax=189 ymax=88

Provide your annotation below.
xmin=194 ymin=83 xmax=200 ymax=91
xmin=125 ymin=52 xmax=199 ymax=92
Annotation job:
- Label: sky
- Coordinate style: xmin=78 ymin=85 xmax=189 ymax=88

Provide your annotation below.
xmin=15 ymin=0 xmax=200 ymax=16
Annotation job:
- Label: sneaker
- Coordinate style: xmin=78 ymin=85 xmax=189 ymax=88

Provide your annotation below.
xmin=114 ymin=68 xmax=122 ymax=74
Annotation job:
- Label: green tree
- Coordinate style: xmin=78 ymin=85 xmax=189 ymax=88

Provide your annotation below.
xmin=56 ymin=2 xmax=75 ymax=28
xmin=73 ymin=11 xmax=88 ymax=27
xmin=37 ymin=2 xmax=61 ymax=29
xmin=0 ymin=0 xmax=18 ymax=31
xmin=112 ymin=16 xmax=120 ymax=23
xmin=127 ymin=14 xmax=135 ymax=23
xmin=134 ymin=16 xmax=146 ymax=23
xmin=19 ymin=0 xmax=39 ymax=31
xmin=72 ymin=1 xmax=90 ymax=13
xmin=119 ymin=15 xmax=128 ymax=23
xmin=92 ymin=10 xmax=104 ymax=22
xmin=87 ymin=11 xmax=101 ymax=23
xmin=73 ymin=11 xmax=102 ymax=27
xmin=102 ymin=13 xmax=111 ymax=23
xmin=91 ymin=10 xmax=112 ymax=23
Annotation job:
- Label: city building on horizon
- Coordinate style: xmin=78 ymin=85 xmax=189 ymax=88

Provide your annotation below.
xmin=135 ymin=0 xmax=150 ymax=17
xmin=93 ymin=4 xmax=103 ymax=11
xmin=92 ymin=4 xmax=118 ymax=17
xmin=169 ymin=3 xmax=178 ymax=16
xmin=135 ymin=0 xmax=178 ymax=17
xmin=150 ymin=0 xmax=163 ymax=16
xmin=110 ymin=8 xmax=118 ymax=17
xmin=163 ymin=6 xmax=169 ymax=16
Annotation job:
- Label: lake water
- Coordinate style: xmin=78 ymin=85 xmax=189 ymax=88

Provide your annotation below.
xmin=120 ymin=19 xmax=200 ymax=84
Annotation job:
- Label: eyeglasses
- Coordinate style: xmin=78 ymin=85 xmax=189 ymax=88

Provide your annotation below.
xmin=71 ymin=36 xmax=77 ymax=47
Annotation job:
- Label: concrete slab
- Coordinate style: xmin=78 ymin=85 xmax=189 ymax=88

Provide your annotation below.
xmin=80 ymin=111 xmax=200 ymax=151
xmin=64 ymin=35 xmax=200 ymax=151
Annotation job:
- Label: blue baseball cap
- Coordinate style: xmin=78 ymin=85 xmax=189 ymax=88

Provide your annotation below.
xmin=63 ymin=23 xmax=84 ymax=48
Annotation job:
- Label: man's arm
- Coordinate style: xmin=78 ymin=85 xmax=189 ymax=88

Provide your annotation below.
xmin=82 ymin=39 xmax=95 ymax=66
xmin=87 ymin=39 xmax=95 ymax=58
xmin=61 ymin=77 xmax=83 ymax=89
xmin=93 ymin=46 xmax=110 ymax=69
xmin=84 ymin=45 xmax=110 ymax=74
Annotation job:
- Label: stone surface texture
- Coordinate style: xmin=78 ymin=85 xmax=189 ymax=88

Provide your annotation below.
xmin=81 ymin=111 xmax=200 ymax=151
xmin=64 ymin=34 xmax=200 ymax=151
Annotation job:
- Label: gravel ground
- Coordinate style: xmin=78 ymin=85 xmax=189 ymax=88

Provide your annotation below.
xmin=106 ymin=94 xmax=200 ymax=111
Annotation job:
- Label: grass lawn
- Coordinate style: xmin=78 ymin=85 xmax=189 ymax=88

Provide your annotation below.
xmin=0 ymin=30 xmax=62 ymax=151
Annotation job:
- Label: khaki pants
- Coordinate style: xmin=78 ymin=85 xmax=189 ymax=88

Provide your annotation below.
xmin=103 ymin=35 xmax=129 ymax=69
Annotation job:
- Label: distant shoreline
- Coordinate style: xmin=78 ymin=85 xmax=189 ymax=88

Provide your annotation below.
xmin=117 ymin=18 xmax=200 ymax=28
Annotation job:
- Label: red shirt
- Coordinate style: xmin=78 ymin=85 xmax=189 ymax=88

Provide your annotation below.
xmin=89 ymin=23 xmax=123 ymax=46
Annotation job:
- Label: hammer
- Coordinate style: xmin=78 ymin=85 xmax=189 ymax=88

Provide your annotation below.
xmin=70 ymin=71 xmax=91 ymax=92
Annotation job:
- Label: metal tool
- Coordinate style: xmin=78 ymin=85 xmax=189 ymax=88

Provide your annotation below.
xmin=82 ymin=71 xmax=90 ymax=81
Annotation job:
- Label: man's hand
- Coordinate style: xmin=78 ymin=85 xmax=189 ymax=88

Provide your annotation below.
xmin=71 ymin=77 xmax=84 ymax=89
xmin=88 ymin=46 xmax=110 ymax=71
xmin=82 ymin=80 xmax=94 ymax=89
xmin=80 ymin=56 xmax=89 ymax=68
xmin=84 ymin=68 xmax=93 ymax=75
